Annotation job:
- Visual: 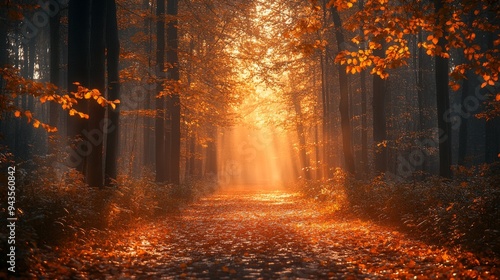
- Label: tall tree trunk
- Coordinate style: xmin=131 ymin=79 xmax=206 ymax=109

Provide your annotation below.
xmin=434 ymin=0 xmax=452 ymax=178
xmin=359 ymin=0 xmax=368 ymax=176
xmin=49 ymin=9 xmax=61 ymax=154
xmin=360 ymin=68 xmax=368 ymax=175
xmin=320 ymin=0 xmax=330 ymax=179
xmin=104 ymin=0 xmax=120 ymax=185
xmin=484 ymin=31 xmax=500 ymax=163
xmin=67 ymin=0 xmax=91 ymax=172
xmin=373 ymin=47 xmax=387 ymax=174
xmin=166 ymin=0 xmax=181 ymax=184
xmin=143 ymin=0 xmax=154 ymax=170
xmin=416 ymin=30 xmax=428 ymax=171
xmin=155 ymin=0 xmax=166 ymax=183
xmin=292 ymin=94 xmax=311 ymax=180
xmin=458 ymin=71 xmax=470 ymax=165
xmin=86 ymin=0 xmax=107 ymax=188
xmin=331 ymin=7 xmax=355 ymax=175
xmin=0 ymin=0 xmax=8 ymax=69
xmin=205 ymin=128 xmax=218 ymax=177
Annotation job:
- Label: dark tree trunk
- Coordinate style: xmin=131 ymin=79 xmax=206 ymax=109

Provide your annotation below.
xmin=434 ymin=0 xmax=452 ymax=178
xmin=458 ymin=72 xmax=470 ymax=165
xmin=484 ymin=31 xmax=500 ymax=163
xmin=86 ymin=0 xmax=107 ymax=188
xmin=155 ymin=0 xmax=166 ymax=183
xmin=67 ymin=0 xmax=91 ymax=172
xmin=143 ymin=0 xmax=154 ymax=170
xmin=0 ymin=0 xmax=8 ymax=69
xmin=49 ymin=10 xmax=61 ymax=154
xmin=320 ymin=0 xmax=330 ymax=179
xmin=166 ymin=0 xmax=181 ymax=184
xmin=359 ymin=0 xmax=368 ymax=176
xmin=360 ymin=69 xmax=368 ymax=175
xmin=104 ymin=0 xmax=120 ymax=186
xmin=331 ymin=7 xmax=355 ymax=175
xmin=205 ymin=128 xmax=218 ymax=177
xmin=485 ymin=120 xmax=500 ymax=163
xmin=372 ymin=46 xmax=387 ymax=174
xmin=416 ymin=30 xmax=427 ymax=171
xmin=292 ymin=95 xmax=311 ymax=180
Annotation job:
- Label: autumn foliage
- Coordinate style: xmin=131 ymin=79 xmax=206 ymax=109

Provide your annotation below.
xmin=1 ymin=67 xmax=119 ymax=132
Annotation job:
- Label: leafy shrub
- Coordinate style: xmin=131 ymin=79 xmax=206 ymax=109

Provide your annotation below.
xmin=297 ymin=168 xmax=349 ymax=210
xmin=0 ymin=153 xmax=221 ymax=274
xmin=301 ymin=164 xmax=500 ymax=257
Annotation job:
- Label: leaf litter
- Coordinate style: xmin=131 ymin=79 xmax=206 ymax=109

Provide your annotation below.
xmin=29 ymin=189 xmax=498 ymax=279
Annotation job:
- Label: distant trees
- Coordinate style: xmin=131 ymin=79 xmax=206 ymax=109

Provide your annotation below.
xmin=1 ymin=1 xmax=119 ymax=188
xmin=289 ymin=0 xmax=499 ymax=179
xmin=1 ymin=0 xmax=498 ymax=186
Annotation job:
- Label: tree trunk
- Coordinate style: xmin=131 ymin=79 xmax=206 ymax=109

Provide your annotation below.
xmin=143 ymin=0 xmax=154 ymax=170
xmin=292 ymin=95 xmax=311 ymax=180
xmin=484 ymin=31 xmax=500 ymax=163
xmin=359 ymin=0 xmax=368 ymax=176
xmin=372 ymin=47 xmax=387 ymax=174
xmin=320 ymin=0 xmax=330 ymax=179
xmin=67 ymin=0 xmax=91 ymax=172
xmin=458 ymin=72 xmax=469 ymax=165
xmin=205 ymin=128 xmax=218 ymax=177
xmin=49 ymin=9 xmax=60 ymax=154
xmin=0 ymin=0 xmax=8 ymax=69
xmin=155 ymin=0 xmax=166 ymax=183
xmin=331 ymin=7 xmax=355 ymax=175
xmin=166 ymin=0 xmax=181 ymax=184
xmin=104 ymin=0 xmax=120 ymax=186
xmin=434 ymin=0 xmax=452 ymax=178
xmin=86 ymin=0 xmax=107 ymax=188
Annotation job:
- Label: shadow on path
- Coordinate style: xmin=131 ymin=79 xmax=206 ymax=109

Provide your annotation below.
xmin=33 ymin=187 xmax=498 ymax=279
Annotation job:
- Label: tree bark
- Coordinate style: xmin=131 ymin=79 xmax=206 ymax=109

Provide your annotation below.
xmin=86 ymin=0 xmax=107 ymax=188
xmin=331 ymin=7 xmax=355 ymax=175
xmin=166 ymin=0 xmax=181 ymax=184
xmin=49 ymin=10 xmax=60 ymax=145
xmin=434 ymin=0 xmax=452 ymax=178
xmin=155 ymin=0 xmax=166 ymax=183
xmin=67 ymin=0 xmax=91 ymax=173
xmin=372 ymin=43 xmax=387 ymax=175
xmin=104 ymin=0 xmax=120 ymax=186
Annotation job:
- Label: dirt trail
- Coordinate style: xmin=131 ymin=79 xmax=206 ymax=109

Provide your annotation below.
xmin=33 ymin=188 xmax=497 ymax=279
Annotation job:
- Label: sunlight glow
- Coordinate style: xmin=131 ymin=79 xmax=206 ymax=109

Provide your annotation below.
xmin=217 ymin=1 xmax=302 ymax=188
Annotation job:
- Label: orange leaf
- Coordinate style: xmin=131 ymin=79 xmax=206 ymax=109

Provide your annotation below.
xmin=14 ymin=111 xmax=21 ymax=117
xmin=496 ymin=94 xmax=500 ymax=101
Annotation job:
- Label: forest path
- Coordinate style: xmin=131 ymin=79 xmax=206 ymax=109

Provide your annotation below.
xmin=37 ymin=187 xmax=495 ymax=279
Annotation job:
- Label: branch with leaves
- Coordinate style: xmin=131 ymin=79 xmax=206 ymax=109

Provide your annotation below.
xmin=1 ymin=66 xmax=120 ymax=132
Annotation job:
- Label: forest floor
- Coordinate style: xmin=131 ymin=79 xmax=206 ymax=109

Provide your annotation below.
xmin=26 ymin=187 xmax=499 ymax=279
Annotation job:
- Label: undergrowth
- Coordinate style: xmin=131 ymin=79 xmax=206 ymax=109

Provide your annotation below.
xmin=0 ymin=154 xmax=219 ymax=274
xmin=299 ymin=163 xmax=500 ymax=258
